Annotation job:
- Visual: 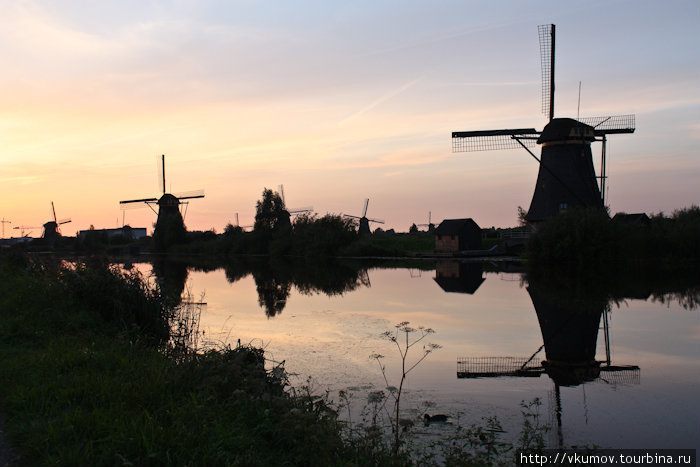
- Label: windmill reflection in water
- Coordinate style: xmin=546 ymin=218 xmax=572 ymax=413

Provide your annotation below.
xmin=457 ymin=285 xmax=640 ymax=449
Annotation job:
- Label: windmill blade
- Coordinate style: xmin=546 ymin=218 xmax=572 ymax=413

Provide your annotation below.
xmin=538 ymin=24 xmax=555 ymax=121
xmin=457 ymin=356 xmax=544 ymax=379
xmin=578 ymin=115 xmax=636 ymax=135
xmin=175 ymin=189 xmax=205 ymax=200
xmin=278 ymin=185 xmax=286 ymax=204
xmin=57 ymin=218 xmax=71 ymax=225
xmin=452 ymin=129 xmax=540 ymax=152
xmin=367 ymin=218 xmax=385 ymax=224
xmin=288 ymin=206 xmax=313 ymax=214
xmin=51 ymin=201 xmax=58 ymax=223
xmin=157 ymin=154 xmax=166 ymax=194
xmin=362 ymin=198 xmax=369 ymax=217
xmin=342 ymin=214 xmax=362 ymax=220
xmin=597 ymin=365 xmax=641 ymax=386
xmin=120 ymin=197 xmax=158 ymax=205
xmin=120 ymin=201 xmax=150 ymax=210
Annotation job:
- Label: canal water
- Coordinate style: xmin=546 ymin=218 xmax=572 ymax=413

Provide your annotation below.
xmin=132 ymin=258 xmax=699 ymax=451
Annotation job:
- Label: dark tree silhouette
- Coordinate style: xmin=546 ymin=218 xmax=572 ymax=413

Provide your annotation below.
xmin=254 ymin=188 xmax=291 ymax=233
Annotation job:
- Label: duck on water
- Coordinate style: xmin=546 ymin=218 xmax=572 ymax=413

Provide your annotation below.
xmin=424 ymin=414 xmax=449 ymax=425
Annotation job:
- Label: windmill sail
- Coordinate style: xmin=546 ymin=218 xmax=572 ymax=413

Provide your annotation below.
xmin=538 ymin=24 xmax=555 ymax=121
xmin=452 ymin=129 xmax=539 ymax=152
xmin=278 ymin=184 xmax=313 ymax=215
xmin=578 ymin=115 xmax=636 ymax=135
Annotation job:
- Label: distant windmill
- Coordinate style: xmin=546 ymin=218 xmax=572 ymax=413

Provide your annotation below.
xmin=119 ymin=154 xmax=204 ymax=237
xmin=43 ymin=202 xmax=72 ymax=240
xmin=278 ymin=185 xmax=313 ymax=216
xmin=343 ymin=198 xmax=384 ymax=236
xmin=417 ymin=211 xmax=435 ymax=233
xmin=232 ymin=213 xmax=253 ymax=231
xmin=451 ymin=24 xmax=635 ymax=224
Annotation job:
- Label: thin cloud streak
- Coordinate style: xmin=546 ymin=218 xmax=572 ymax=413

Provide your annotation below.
xmin=337 ymin=78 xmax=422 ymax=126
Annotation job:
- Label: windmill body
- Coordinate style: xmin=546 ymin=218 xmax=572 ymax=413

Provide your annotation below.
xmin=525 ymin=118 xmax=604 ymax=222
xmin=155 ymin=193 xmax=184 ymax=227
xmin=451 ymin=25 xmax=634 ymax=225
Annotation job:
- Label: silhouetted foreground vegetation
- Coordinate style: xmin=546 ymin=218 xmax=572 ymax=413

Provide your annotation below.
xmin=0 ymin=252 xmax=372 ymax=466
xmin=0 ymin=251 xmax=552 ymax=466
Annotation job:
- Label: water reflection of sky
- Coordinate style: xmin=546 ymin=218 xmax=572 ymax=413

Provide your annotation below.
xmin=153 ymin=264 xmax=699 ymax=450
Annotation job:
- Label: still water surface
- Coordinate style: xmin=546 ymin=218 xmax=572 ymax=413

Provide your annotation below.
xmin=138 ymin=259 xmax=699 ymax=450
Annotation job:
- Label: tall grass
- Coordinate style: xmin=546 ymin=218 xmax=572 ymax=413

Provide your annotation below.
xmin=0 ymin=252 xmax=356 ymax=465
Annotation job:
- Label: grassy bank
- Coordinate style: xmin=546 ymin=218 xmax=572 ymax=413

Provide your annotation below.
xmin=0 ymin=252 xmax=395 ymax=466
xmin=1 ymin=250 xmax=555 ymax=466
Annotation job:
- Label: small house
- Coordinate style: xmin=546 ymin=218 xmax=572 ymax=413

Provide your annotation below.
xmin=434 ymin=218 xmax=482 ymax=253
xmin=612 ymin=213 xmax=650 ymax=226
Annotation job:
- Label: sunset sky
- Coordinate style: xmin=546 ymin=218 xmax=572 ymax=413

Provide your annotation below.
xmin=1 ymin=0 xmax=699 ymax=236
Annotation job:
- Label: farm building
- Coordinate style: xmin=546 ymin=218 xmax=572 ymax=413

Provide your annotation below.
xmin=434 ymin=218 xmax=482 ymax=253
xmin=77 ymin=225 xmax=147 ymax=241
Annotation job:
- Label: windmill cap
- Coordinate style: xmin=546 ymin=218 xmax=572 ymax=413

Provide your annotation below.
xmin=537 ymin=118 xmax=595 ymax=144
xmin=158 ymin=193 xmax=180 ymax=206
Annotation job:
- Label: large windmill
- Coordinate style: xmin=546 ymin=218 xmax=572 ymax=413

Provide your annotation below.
xmin=120 ymin=155 xmax=204 ymax=240
xmin=43 ymin=202 xmax=72 ymax=241
xmin=343 ymin=198 xmax=384 ymax=236
xmin=452 ymin=24 xmax=635 ymax=224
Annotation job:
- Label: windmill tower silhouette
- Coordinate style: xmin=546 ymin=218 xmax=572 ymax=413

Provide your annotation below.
xmin=343 ymin=198 xmax=384 ymax=236
xmin=452 ymin=25 xmax=635 ymax=224
xmin=119 ymin=155 xmax=204 ymax=247
xmin=43 ymin=202 xmax=71 ymax=243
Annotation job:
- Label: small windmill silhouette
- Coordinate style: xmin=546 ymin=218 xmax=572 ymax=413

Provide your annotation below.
xmin=119 ymin=155 xmax=204 ymax=237
xmin=42 ymin=202 xmax=71 ymax=240
xmin=417 ymin=211 xmax=435 ymax=233
xmin=343 ymin=198 xmax=384 ymax=236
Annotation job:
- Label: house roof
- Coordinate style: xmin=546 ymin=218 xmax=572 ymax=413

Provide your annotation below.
xmin=612 ymin=213 xmax=650 ymax=225
xmin=434 ymin=218 xmax=480 ymax=235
